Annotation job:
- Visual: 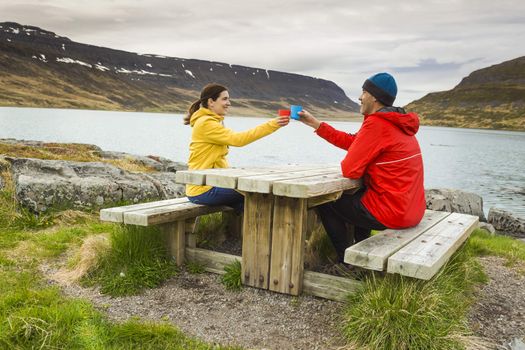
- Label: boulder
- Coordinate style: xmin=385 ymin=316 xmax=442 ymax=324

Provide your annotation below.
xmin=425 ymin=188 xmax=486 ymax=221
xmin=478 ymin=222 xmax=496 ymax=235
xmin=487 ymin=208 xmax=525 ymax=237
xmin=7 ymin=157 xmax=185 ymax=213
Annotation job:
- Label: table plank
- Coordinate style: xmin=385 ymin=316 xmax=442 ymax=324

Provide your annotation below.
xmin=205 ymin=164 xmax=339 ymax=189
xmin=175 ymin=167 xmax=271 ymax=185
xmin=176 ymin=166 xmax=306 ymax=186
xmin=100 ymin=198 xmax=189 ymax=223
xmin=387 ymin=213 xmax=479 ymax=280
xmin=344 ymin=210 xmax=451 ymax=270
xmin=204 ymin=168 xmax=281 ymax=188
xmin=237 ymin=166 xmax=340 ymax=193
xmin=273 ymin=173 xmax=361 ymax=198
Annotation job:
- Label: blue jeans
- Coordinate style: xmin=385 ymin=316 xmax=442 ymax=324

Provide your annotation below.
xmin=188 ymin=187 xmax=244 ymax=213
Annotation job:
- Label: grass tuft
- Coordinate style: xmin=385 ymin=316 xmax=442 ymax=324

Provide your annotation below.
xmin=186 ymin=260 xmax=206 ymax=274
xmin=83 ymin=225 xmax=177 ymax=296
xmin=342 ymin=244 xmax=486 ymax=350
xmin=221 ymin=260 xmax=242 ymax=291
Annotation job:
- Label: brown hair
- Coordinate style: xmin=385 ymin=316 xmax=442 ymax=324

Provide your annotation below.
xmin=184 ymin=83 xmax=228 ymax=125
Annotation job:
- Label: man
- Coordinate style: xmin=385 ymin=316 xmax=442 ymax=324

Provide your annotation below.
xmin=298 ymin=72 xmax=426 ymax=264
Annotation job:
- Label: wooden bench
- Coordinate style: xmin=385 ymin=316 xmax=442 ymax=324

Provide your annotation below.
xmin=100 ymin=195 xmax=363 ymax=302
xmin=344 ymin=210 xmax=479 ymax=280
xmin=100 ymin=197 xmax=232 ymax=266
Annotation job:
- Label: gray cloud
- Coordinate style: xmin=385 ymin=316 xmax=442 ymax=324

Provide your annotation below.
xmin=1 ymin=0 xmax=524 ymax=105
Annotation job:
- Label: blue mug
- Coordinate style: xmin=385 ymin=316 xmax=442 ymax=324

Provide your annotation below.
xmin=290 ymin=105 xmax=303 ymax=120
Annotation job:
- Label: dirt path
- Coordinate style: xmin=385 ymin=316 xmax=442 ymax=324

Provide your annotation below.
xmin=43 ymin=255 xmax=525 ymax=350
xmin=468 ymin=256 xmax=525 ymax=349
xmin=52 ymin=270 xmax=346 ymax=350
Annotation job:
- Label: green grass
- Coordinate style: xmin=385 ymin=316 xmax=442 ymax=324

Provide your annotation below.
xmin=194 ymin=213 xmax=229 ymax=249
xmin=0 ymin=271 xmax=239 ymax=350
xmin=186 ymin=260 xmax=206 ymax=274
xmin=221 ymin=260 xmax=242 ymax=291
xmin=342 ymin=245 xmax=487 ymax=350
xmin=465 ymin=229 xmax=525 ymax=266
xmin=0 ymin=185 xmax=240 ymax=349
xmin=82 ymin=225 xmax=178 ymax=296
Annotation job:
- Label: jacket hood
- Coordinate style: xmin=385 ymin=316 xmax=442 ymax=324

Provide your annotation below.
xmin=369 ymin=107 xmax=420 ymax=135
xmin=189 ymin=107 xmax=224 ymax=127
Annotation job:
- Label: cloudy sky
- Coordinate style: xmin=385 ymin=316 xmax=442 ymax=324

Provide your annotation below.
xmin=2 ymin=0 xmax=524 ymax=105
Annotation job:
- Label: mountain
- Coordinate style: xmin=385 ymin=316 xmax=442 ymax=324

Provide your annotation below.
xmin=406 ymin=57 xmax=525 ymax=130
xmin=0 ymin=22 xmax=359 ymax=118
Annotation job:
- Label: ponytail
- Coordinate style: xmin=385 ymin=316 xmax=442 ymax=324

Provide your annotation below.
xmin=184 ymin=83 xmax=228 ymax=126
xmin=184 ymin=100 xmax=201 ymax=125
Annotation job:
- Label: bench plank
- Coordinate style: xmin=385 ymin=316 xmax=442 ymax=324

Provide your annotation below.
xmin=387 ymin=212 xmax=479 ymax=280
xmin=100 ymin=198 xmax=189 ymax=223
xmin=344 ymin=210 xmax=451 ymax=271
xmin=124 ymin=202 xmax=231 ymax=226
xmin=272 ymin=173 xmax=361 ymax=198
xmin=237 ymin=166 xmax=340 ymax=193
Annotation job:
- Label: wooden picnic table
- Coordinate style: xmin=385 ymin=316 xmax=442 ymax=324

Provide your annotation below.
xmin=175 ymin=164 xmax=361 ymax=296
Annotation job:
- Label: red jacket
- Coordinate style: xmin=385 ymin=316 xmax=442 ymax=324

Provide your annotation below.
xmin=316 ymin=110 xmax=426 ymax=229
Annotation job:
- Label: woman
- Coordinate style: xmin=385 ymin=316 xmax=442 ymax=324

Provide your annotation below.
xmin=184 ymin=83 xmax=289 ymax=212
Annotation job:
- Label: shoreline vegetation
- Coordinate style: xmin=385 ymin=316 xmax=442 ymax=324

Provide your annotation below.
xmin=1 ymin=141 xmax=525 ymax=349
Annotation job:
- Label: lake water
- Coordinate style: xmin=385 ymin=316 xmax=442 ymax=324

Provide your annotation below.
xmin=1 ymin=107 xmax=524 ymax=219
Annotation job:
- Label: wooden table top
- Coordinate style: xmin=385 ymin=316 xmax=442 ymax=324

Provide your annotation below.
xmin=175 ymin=165 xmax=361 ymax=199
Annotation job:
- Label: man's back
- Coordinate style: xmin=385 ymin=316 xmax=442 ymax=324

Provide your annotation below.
xmin=352 ymin=110 xmax=426 ymax=229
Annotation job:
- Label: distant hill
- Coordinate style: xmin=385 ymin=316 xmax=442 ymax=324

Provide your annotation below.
xmin=0 ymin=22 xmax=360 ymax=119
xmin=406 ymin=56 xmax=525 ymax=131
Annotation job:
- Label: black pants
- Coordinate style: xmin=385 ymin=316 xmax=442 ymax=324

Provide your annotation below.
xmin=316 ymin=189 xmax=387 ymax=263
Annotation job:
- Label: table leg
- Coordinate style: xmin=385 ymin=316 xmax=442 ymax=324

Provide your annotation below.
xmin=269 ymin=196 xmax=307 ymax=295
xmin=241 ymin=192 xmax=274 ymax=289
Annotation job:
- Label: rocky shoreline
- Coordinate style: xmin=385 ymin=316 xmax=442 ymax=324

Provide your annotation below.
xmin=1 ymin=138 xmax=524 ymax=237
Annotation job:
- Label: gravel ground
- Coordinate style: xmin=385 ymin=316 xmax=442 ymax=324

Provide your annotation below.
xmin=468 ymin=256 xmax=525 ymax=349
xmin=49 ymin=269 xmax=346 ymax=350
xmin=41 ymin=255 xmax=525 ymax=350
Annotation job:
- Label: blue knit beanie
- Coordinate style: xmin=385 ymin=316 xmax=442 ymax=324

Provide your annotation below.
xmin=362 ymin=72 xmax=397 ymax=106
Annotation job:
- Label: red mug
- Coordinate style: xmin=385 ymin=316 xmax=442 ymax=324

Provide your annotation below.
xmin=278 ymin=109 xmax=291 ymax=116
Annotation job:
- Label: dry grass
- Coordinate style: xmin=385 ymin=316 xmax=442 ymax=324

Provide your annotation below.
xmin=105 ymin=157 xmax=156 ymax=173
xmin=0 ymin=141 xmax=156 ymax=172
xmin=53 ymin=234 xmax=111 ymax=285
xmin=304 ymin=218 xmax=338 ymax=269
xmin=453 ymin=334 xmax=505 ymax=350
xmin=0 ymin=142 xmax=100 ymax=162
xmin=53 ymin=210 xmax=97 ymax=226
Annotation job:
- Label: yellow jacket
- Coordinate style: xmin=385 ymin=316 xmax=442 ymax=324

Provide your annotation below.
xmin=186 ymin=107 xmax=281 ymax=196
